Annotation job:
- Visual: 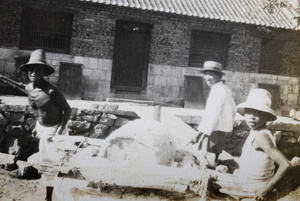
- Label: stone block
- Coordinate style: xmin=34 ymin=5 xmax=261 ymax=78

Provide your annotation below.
xmin=74 ymin=56 xmax=85 ymax=64
xmin=83 ymin=79 xmax=99 ymax=92
xmin=0 ymin=113 xmax=8 ymax=125
xmin=166 ymin=77 xmax=177 ymax=86
xmin=24 ymin=106 xmax=34 ymax=114
xmin=78 ymin=114 xmax=99 ymax=123
xmin=161 ymin=65 xmax=172 ymax=76
xmin=99 ymin=59 xmax=112 ymax=70
xmin=24 ymin=117 xmax=36 ymax=131
xmin=70 ymin=107 xmax=78 ymax=120
xmin=98 ymin=113 xmax=117 ymax=126
xmin=9 ymin=112 xmax=25 ymax=123
xmin=89 ymin=124 xmax=109 ymax=139
xmin=68 ymin=121 xmax=91 ymax=133
xmin=100 ymin=110 xmax=139 ymax=118
xmin=114 ymin=118 xmax=130 ymax=127
xmin=16 ymin=160 xmax=39 ymax=178
xmin=87 ymin=57 xmax=98 ymax=69
xmin=0 ymin=152 xmax=15 ymax=166
xmin=0 ymin=103 xmax=8 ymax=112
xmin=154 ymin=75 xmax=167 ymax=86
xmin=96 ymin=104 xmax=119 ymax=111
xmin=6 ymin=125 xmax=24 ymax=137
xmin=176 ymin=114 xmax=201 ymax=125
xmin=172 ymin=66 xmax=183 ymax=77
xmin=6 ymin=105 xmax=27 ymax=112
xmin=149 ymin=64 xmax=162 ymax=75
xmin=267 ymin=116 xmax=300 ymax=132
xmin=81 ymin=109 xmax=97 ymax=115
xmin=104 ymin=70 xmax=111 ymax=81
xmin=4 ymin=61 xmax=16 ymax=73
xmin=147 ymin=75 xmax=154 ymax=85
xmin=287 ymin=94 xmax=298 ymax=106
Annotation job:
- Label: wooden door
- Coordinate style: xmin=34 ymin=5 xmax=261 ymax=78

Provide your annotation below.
xmin=57 ymin=63 xmax=82 ymax=99
xmin=111 ymin=20 xmax=152 ymax=94
xmin=184 ymin=76 xmax=209 ymax=109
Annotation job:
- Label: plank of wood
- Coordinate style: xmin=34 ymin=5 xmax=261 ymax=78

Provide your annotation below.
xmin=66 ymin=157 xmax=210 ymax=195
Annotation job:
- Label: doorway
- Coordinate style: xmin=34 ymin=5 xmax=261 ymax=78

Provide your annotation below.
xmin=111 ymin=20 xmax=152 ymax=94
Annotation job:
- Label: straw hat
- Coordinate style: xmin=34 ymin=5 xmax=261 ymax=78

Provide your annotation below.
xmin=20 ymin=49 xmax=54 ymax=75
xmin=237 ymin=89 xmax=277 ymax=121
xmin=200 ymin=61 xmax=225 ymax=75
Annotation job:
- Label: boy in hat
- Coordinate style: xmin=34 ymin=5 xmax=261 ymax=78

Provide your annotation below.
xmin=190 ymin=61 xmax=236 ymax=165
xmin=21 ymin=49 xmax=71 ymax=201
xmin=215 ymin=89 xmax=292 ymax=200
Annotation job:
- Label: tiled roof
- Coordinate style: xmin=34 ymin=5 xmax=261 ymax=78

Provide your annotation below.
xmin=81 ymin=0 xmax=300 ymax=30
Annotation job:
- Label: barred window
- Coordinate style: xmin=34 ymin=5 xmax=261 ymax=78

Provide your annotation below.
xmin=20 ymin=7 xmax=73 ymax=54
xmin=189 ymin=31 xmax=230 ymax=68
xmin=259 ymin=38 xmax=284 ymax=75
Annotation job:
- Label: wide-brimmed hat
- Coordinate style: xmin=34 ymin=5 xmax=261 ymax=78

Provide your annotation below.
xmin=20 ymin=49 xmax=54 ymax=75
xmin=200 ymin=61 xmax=225 ymax=75
xmin=237 ymin=89 xmax=277 ymax=121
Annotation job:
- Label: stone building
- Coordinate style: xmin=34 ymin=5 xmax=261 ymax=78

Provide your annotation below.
xmin=1 ymin=0 xmax=300 ymax=115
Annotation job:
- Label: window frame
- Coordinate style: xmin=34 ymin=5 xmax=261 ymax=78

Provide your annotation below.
xmin=188 ymin=30 xmax=231 ymax=69
xmin=19 ymin=7 xmax=73 ymax=54
xmin=259 ymin=38 xmax=284 ymax=75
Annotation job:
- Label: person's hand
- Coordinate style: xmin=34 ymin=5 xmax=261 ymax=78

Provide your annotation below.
xmin=254 ymin=186 xmax=269 ymax=201
xmin=233 ymin=120 xmax=243 ymax=128
xmin=46 ymin=136 xmax=53 ymax=143
xmin=190 ymin=132 xmax=204 ymax=145
xmin=32 ymin=127 xmax=37 ymax=137
xmin=55 ymin=124 xmax=65 ymax=135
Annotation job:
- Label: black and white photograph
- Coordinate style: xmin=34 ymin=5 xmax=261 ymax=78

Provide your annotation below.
xmin=1 ymin=0 xmax=300 ymax=200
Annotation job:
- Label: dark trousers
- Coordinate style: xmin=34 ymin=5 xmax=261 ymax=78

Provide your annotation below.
xmin=198 ymin=130 xmax=226 ymax=161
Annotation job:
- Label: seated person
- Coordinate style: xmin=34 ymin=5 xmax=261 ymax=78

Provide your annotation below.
xmin=213 ymin=89 xmax=292 ymax=200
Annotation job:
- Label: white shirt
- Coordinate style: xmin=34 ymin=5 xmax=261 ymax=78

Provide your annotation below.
xmin=197 ymin=81 xmax=236 ymax=135
xmin=238 ymin=128 xmax=275 ymax=193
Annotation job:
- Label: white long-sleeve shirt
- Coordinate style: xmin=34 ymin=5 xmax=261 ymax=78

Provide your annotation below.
xmin=197 ymin=81 xmax=236 ymax=135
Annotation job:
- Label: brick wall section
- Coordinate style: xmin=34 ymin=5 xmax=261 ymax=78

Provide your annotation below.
xmin=0 ymin=0 xmax=21 ymax=48
xmin=1 ymin=0 xmax=300 ymax=113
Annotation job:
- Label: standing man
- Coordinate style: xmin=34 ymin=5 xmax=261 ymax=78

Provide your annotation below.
xmin=191 ymin=61 xmax=236 ymax=166
xmin=21 ymin=49 xmax=71 ymax=201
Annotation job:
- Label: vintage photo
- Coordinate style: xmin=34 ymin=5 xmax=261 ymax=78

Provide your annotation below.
xmin=0 ymin=0 xmax=300 ymax=200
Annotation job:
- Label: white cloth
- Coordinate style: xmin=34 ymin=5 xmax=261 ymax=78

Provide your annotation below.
xmin=238 ymin=128 xmax=276 ymax=193
xmin=31 ymin=121 xmax=69 ymax=187
xmin=36 ymin=121 xmax=69 ymax=153
xmin=197 ymin=81 xmax=236 ymax=135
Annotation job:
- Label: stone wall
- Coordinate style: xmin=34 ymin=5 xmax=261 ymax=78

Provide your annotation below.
xmin=1 ymin=100 xmax=300 ymax=163
xmin=0 ymin=101 xmax=138 ymax=162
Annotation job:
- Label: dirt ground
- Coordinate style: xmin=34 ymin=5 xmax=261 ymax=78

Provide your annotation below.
xmin=0 ymin=170 xmax=46 ymax=201
xmin=0 ymin=169 xmax=210 ymax=201
xmin=1 ymin=169 xmax=300 ymax=201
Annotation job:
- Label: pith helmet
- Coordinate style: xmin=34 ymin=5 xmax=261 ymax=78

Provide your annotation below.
xmin=237 ymin=89 xmax=277 ymax=121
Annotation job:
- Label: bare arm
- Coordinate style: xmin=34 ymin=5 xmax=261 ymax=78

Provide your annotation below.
xmin=50 ymin=89 xmax=71 ymax=134
xmin=253 ymin=133 xmax=292 ymax=200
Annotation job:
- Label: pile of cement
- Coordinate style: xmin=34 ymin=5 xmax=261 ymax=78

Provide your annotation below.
xmin=103 ymin=119 xmax=176 ymax=167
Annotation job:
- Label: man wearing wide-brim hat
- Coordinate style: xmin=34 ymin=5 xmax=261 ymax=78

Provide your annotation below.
xmin=21 ymin=49 xmax=71 ymax=201
xmin=190 ymin=61 xmax=236 ymax=167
